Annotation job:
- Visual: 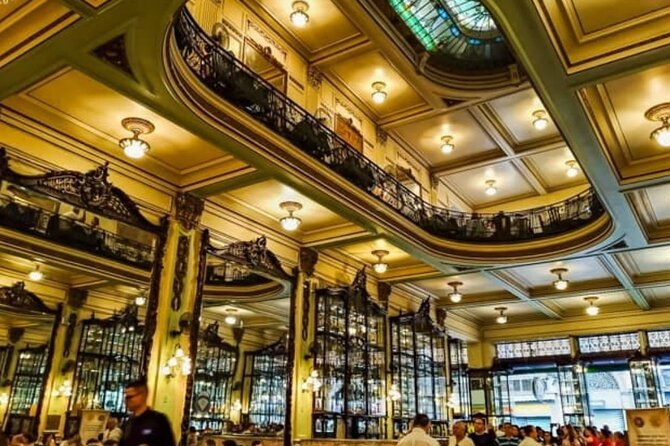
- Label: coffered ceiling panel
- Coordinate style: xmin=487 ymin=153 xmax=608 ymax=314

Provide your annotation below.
xmin=616 ymin=245 xmax=670 ymax=278
xmin=256 ymin=0 xmax=361 ymax=53
xmin=0 ymin=0 xmax=79 ymax=69
xmin=534 ymin=0 xmax=670 ymax=72
xmin=550 ymin=291 xmax=633 ymax=313
xmin=338 ymin=239 xmax=415 ymax=268
xmin=523 ymin=146 xmax=586 ymax=190
xmin=221 ymin=179 xmax=348 ymax=232
xmin=394 ymin=109 xmax=500 ymax=166
xmin=444 ymin=161 xmax=535 ymax=207
xmin=487 ymin=89 xmax=559 ymax=144
xmin=413 ymin=272 xmax=506 ymax=298
xmin=449 ymin=301 xmax=544 ymax=324
xmin=627 ymin=183 xmax=670 ymax=241
xmin=505 ymin=257 xmax=612 ymax=289
xmin=640 ymin=286 xmax=670 ymax=309
xmin=4 ymin=69 xmax=228 ymax=174
xmin=327 ymin=51 xmax=426 ymax=117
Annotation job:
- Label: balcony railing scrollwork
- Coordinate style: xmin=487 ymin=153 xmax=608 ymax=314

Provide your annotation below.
xmin=172 ymin=8 xmax=606 ymax=243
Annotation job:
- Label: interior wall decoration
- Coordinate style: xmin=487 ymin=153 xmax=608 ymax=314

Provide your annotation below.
xmin=334 ymin=114 xmax=364 ymax=152
xmin=390 ymin=299 xmax=448 ymax=439
xmin=172 ymin=235 xmax=191 ymax=311
xmin=312 ymin=268 xmax=387 ymax=439
xmin=175 ymin=192 xmax=204 ymax=231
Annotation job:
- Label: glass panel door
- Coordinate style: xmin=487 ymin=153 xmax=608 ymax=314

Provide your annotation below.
xmin=629 ymin=359 xmax=660 ymax=408
xmin=490 ymin=371 xmax=511 ymax=426
xmin=557 ymin=364 xmax=587 ymax=426
xmin=506 ymin=366 xmax=563 ymax=430
xmin=584 ymin=360 xmax=635 ymax=432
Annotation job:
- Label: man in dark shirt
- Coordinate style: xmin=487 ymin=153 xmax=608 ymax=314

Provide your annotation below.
xmin=469 ymin=416 xmax=496 ymax=446
xmin=120 ymin=380 xmax=176 ymax=446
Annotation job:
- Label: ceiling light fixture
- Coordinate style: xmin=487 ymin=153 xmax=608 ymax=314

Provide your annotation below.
xmin=495 ymin=307 xmax=508 ymax=324
xmin=532 ymin=110 xmax=549 ymax=130
xmin=441 ymin=135 xmax=455 ymax=154
xmin=484 ymin=179 xmax=497 ymax=196
xmin=279 ymin=201 xmax=303 ymax=231
xmin=371 ymin=249 xmax=389 ymax=274
xmin=584 ymin=296 xmax=599 ymax=316
xmin=551 ymin=268 xmax=569 ymax=291
xmin=290 ymin=0 xmax=310 ymax=27
xmin=134 ymin=293 xmax=147 ymax=306
xmin=119 ymin=117 xmax=154 ymax=159
xmin=645 ymin=103 xmax=670 ymax=147
xmin=28 ymin=264 xmax=43 ymax=282
xmin=447 ymin=281 xmax=463 ymax=303
xmin=565 ymin=160 xmax=580 ymax=178
xmin=371 ymin=82 xmax=387 ymax=104
xmin=224 ymin=309 xmax=238 ymax=326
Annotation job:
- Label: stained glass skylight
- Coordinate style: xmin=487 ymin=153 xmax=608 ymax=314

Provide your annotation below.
xmin=387 ymin=0 xmax=513 ymax=71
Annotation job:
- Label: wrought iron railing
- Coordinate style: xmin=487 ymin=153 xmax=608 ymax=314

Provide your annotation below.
xmin=0 ymin=199 xmax=154 ymax=269
xmin=172 ymin=8 xmax=605 ymax=243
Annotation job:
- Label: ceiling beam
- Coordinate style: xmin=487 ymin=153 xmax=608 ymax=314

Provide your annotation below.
xmin=302 ymin=226 xmax=375 ymax=249
xmin=470 ymin=106 xmax=547 ymax=195
xmin=184 ymin=166 xmax=271 ymax=197
xmin=311 ymin=37 xmax=374 ymax=66
xmin=599 ymin=253 xmax=651 ymax=310
xmin=484 ymin=270 xmax=563 ymax=319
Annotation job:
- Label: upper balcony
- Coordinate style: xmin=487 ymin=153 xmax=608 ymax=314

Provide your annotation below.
xmin=165 ymin=7 xmax=613 ymax=264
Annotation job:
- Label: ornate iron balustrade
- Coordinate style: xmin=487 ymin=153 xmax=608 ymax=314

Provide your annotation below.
xmin=173 ymin=8 xmax=605 ymax=243
xmin=0 ymin=199 xmax=154 ymax=269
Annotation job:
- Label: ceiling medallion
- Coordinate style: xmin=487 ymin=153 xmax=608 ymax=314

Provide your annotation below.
xmin=644 ymin=103 xmax=670 ymax=147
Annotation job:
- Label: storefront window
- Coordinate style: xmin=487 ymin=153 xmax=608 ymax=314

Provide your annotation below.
xmin=584 ymin=362 xmax=635 ymax=431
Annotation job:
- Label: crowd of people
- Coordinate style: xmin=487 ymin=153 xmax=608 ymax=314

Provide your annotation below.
xmin=446 ymin=415 xmax=627 ymax=446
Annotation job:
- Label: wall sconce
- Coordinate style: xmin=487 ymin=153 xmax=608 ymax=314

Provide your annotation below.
xmin=551 ymin=268 xmax=569 ymax=290
xmin=160 ymin=344 xmax=192 ymax=378
xmin=388 ymin=384 xmax=401 ymax=402
xmin=532 ymin=110 xmax=549 ymax=130
xmin=231 ymin=398 xmax=242 ymax=412
xmin=52 ymin=380 xmax=73 ymax=398
xmin=447 ymin=281 xmax=463 ymax=303
xmin=645 ymin=103 xmax=670 ymax=147
xmin=290 ymin=0 xmax=310 ymax=27
xmin=279 ymin=201 xmax=303 ymax=231
xmin=371 ymin=82 xmax=387 ymax=104
xmin=119 ymin=117 xmax=154 ymax=159
xmin=371 ymin=250 xmax=389 ymax=274
xmin=495 ymin=307 xmax=507 ymax=324
xmin=301 ymin=369 xmax=322 ymax=393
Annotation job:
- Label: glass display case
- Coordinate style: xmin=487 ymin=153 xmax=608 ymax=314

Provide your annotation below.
xmin=191 ymin=321 xmax=238 ymax=432
xmin=448 ymin=338 xmax=471 ymax=420
xmin=557 ymin=364 xmax=588 ymax=426
xmin=629 ymin=359 xmax=660 ymax=408
xmin=69 ymin=306 xmax=144 ymax=420
xmin=390 ymin=300 xmax=448 ymax=439
xmin=245 ymin=338 xmax=288 ymax=427
xmin=5 ymin=345 xmax=48 ymax=434
xmin=313 ymin=277 xmax=386 ymax=439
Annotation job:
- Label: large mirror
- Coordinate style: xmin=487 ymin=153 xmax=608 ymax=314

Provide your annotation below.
xmin=185 ymin=237 xmax=292 ymax=446
xmin=0 ymin=151 xmax=165 ymax=442
xmin=0 ymin=281 xmax=59 ymax=437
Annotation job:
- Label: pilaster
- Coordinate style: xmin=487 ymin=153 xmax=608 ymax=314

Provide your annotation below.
xmin=147 ymin=193 xmax=205 ymax=439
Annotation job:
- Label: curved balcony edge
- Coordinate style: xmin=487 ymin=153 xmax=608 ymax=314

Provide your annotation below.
xmin=163 ymin=8 xmax=615 ymax=264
